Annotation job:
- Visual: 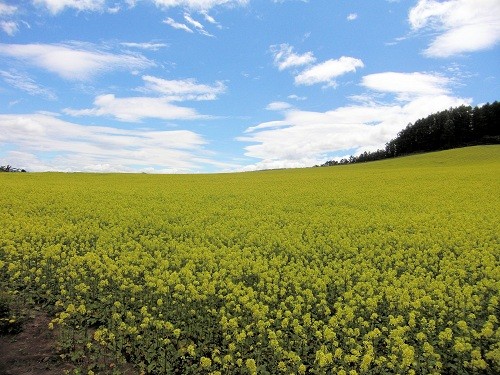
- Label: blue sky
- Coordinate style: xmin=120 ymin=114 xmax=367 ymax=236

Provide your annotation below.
xmin=0 ymin=0 xmax=498 ymax=173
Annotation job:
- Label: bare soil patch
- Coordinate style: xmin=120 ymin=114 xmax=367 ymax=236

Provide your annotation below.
xmin=0 ymin=308 xmax=74 ymax=375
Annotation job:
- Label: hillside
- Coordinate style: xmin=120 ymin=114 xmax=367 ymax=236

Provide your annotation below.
xmin=1 ymin=146 xmax=499 ymax=374
xmin=320 ymin=102 xmax=500 ymax=167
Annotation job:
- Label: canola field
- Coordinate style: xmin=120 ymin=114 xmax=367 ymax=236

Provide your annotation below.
xmin=1 ymin=146 xmax=499 ymax=374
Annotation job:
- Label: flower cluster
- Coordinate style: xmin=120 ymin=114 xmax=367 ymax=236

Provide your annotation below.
xmin=0 ymin=147 xmax=499 ymax=373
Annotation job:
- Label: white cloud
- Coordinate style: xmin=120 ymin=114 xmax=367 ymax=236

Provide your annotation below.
xmin=266 ymin=101 xmax=292 ymax=111
xmin=164 ymin=10 xmax=220 ymax=37
xmin=154 ymin=0 xmax=249 ymax=11
xmin=271 ymin=43 xmax=316 ymax=71
xmin=0 ymin=42 xmax=154 ymax=80
xmin=0 ymin=20 xmax=17 ymax=35
xmin=107 ymin=4 xmax=121 ymax=13
xmin=244 ymin=120 xmax=289 ymax=133
xmin=0 ymin=113 xmax=215 ymax=172
xmin=0 ymin=69 xmax=56 ymax=99
xmin=201 ymin=10 xmax=221 ymax=28
xmin=239 ymin=71 xmax=470 ymax=171
xmin=271 ymin=44 xmax=364 ymax=87
xmin=64 ymin=94 xmax=203 ymax=122
xmin=184 ymin=13 xmax=204 ymax=29
xmin=184 ymin=13 xmax=214 ymax=36
xmin=141 ymin=75 xmax=226 ymax=100
xmin=361 ymin=72 xmax=451 ymax=99
xmin=272 ymin=0 xmax=309 ymax=3
xmin=164 ymin=17 xmax=194 ymax=32
xmin=288 ymin=94 xmax=307 ymax=101
xmin=294 ymin=56 xmax=364 ymax=86
xmin=347 ymin=13 xmax=358 ymax=21
xmin=0 ymin=1 xmax=18 ymax=36
xmin=120 ymin=42 xmax=169 ymax=50
xmin=409 ymin=0 xmax=500 ymax=57
xmin=32 ymin=0 xmax=106 ymax=14
xmin=0 ymin=2 xmax=17 ymax=15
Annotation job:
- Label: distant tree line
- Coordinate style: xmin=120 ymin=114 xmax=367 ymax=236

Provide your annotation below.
xmin=0 ymin=165 xmax=27 ymax=173
xmin=319 ymin=101 xmax=499 ymax=167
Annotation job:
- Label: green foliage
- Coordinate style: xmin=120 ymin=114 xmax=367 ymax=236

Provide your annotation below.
xmin=386 ymin=102 xmax=500 ymax=158
xmin=0 ymin=290 xmax=23 ymax=334
xmin=321 ymin=101 xmax=500 ymax=167
xmin=0 ymin=146 xmax=499 ymax=374
xmin=0 ymin=165 xmax=26 ymax=172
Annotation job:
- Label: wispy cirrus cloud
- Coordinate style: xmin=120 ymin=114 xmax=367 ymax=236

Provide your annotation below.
xmin=288 ymin=94 xmax=307 ymax=101
xmin=184 ymin=12 xmax=214 ymax=36
xmin=0 ymin=69 xmax=56 ymax=99
xmin=272 ymin=0 xmax=309 ymax=3
xmin=0 ymin=113 xmax=217 ymax=173
xmin=164 ymin=13 xmax=216 ymax=36
xmin=164 ymin=17 xmax=193 ymax=33
xmin=120 ymin=41 xmax=169 ymax=51
xmin=409 ymin=0 xmax=500 ymax=57
xmin=30 ymin=1 xmax=235 ymax=36
xmin=33 ymin=0 xmax=106 ymax=14
xmin=141 ymin=75 xmax=226 ymax=100
xmin=0 ymin=42 xmax=154 ymax=80
xmin=154 ymin=0 xmax=249 ymax=11
xmin=201 ymin=10 xmax=221 ymax=28
xmin=65 ymin=75 xmax=226 ymax=122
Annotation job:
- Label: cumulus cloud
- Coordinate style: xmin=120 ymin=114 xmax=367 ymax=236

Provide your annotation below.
xmin=0 ymin=2 xmax=18 ymax=35
xmin=0 ymin=113 xmax=217 ymax=172
xmin=141 ymin=75 xmax=226 ymax=100
xmin=294 ymin=56 xmax=364 ymax=86
xmin=271 ymin=44 xmax=363 ymax=87
xmin=239 ymin=71 xmax=470 ymax=171
xmin=0 ymin=69 xmax=56 ymax=99
xmin=0 ymin=42 xmax=154 ymax=80
xmin=64 ymin=94 xmax=203 ymax=122
xmin=0 ymin=20 xmax=17 ymax=35
xmin=0 ymin=2 xmax=17 ymax=15
xmin=347 ymin=13 xmax=358 ymax=21
xmin=271 ymin=43 xmax=316 ymax=71
xmin=409 ymin=0 xmax=500 ymax=57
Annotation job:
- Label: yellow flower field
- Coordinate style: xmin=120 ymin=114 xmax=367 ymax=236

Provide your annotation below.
xmin=1 ymin=146 xmax=499 ymax=374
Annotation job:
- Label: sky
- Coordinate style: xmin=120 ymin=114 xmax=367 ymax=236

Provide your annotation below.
xmin=0 ymin=0 xmax=498 ymax=173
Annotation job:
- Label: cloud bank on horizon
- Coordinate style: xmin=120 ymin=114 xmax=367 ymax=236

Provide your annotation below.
xmin=0 ymin=0 xmax=498 ymax=172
